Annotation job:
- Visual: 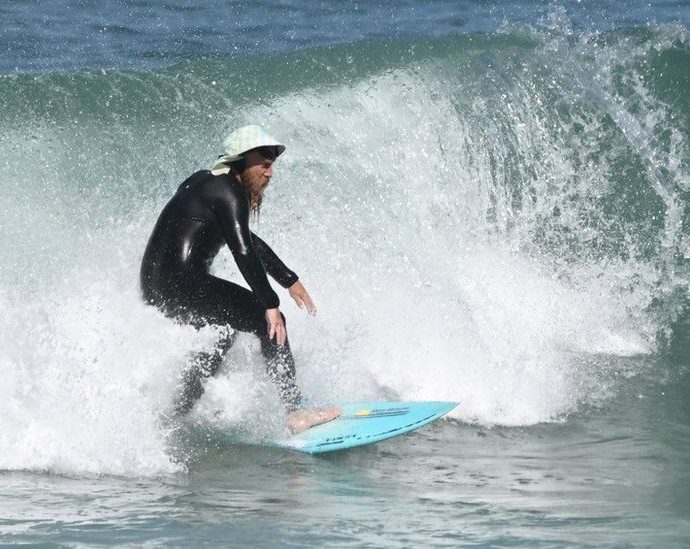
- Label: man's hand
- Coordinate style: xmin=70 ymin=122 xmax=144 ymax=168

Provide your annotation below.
xmin=288 ymin=281 xmax=317 ymax=315
xmin=265 ymin=308 xmax=287 ymax=346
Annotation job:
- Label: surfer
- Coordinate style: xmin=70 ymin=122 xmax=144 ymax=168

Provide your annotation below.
xmin=140 ymin=125 xmax=339 ymax=433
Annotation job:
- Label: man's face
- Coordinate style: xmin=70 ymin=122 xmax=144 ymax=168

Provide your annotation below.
xmin=240 ymin=149 xmax=274 ymax=196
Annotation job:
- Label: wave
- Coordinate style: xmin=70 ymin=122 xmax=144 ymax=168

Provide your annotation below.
xmin=0 ymin=22 xmax=688 ymax=475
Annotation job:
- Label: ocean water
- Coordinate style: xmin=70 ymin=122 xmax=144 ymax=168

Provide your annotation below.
xmin=1 ymin=0 xmax=689 ymax=546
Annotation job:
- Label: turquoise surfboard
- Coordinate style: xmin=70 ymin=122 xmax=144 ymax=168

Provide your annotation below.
xmin=273 ymin=401 xmax=459 ymax=454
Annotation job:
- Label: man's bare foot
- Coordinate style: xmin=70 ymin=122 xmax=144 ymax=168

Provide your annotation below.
xmin=287 ymin=407 xmax=341 ymax=434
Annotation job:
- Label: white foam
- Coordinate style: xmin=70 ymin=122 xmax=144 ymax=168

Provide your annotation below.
xmin=1 ymin=27 xmax=687 ymax=474
xmin=238 ymin=64 xmax=673 ymax=426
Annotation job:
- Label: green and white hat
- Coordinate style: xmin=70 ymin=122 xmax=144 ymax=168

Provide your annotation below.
xmin=211 ymin=125 xmax=285 ymax=175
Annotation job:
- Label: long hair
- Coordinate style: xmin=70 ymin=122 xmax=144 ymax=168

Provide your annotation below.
xmin=248 ymin=189 xmax=263 ymax=217
xmin=229 ymin=164 xmax=263 ymax=218
xmin=230 ymin=146 xmax=277 ymax=218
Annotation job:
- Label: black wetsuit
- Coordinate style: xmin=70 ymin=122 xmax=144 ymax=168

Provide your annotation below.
xmin=140 ymin=170 xmax=301 ymax=414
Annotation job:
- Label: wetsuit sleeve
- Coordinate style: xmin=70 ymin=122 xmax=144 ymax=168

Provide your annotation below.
xmin=251 ymin=232 xmax=299 ymax=289
xmin=209 ymin=183 xmax=280 ymax=309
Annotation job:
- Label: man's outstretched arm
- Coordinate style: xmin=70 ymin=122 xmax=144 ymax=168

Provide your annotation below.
xmin=251 ymin=232 xmax=316 ymax=314
xmin=250 ymin=232 xmax=298 ymax=288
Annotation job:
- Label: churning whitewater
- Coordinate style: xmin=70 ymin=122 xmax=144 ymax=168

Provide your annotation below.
xmin=0 ymin=20 xmax=688 ymax=477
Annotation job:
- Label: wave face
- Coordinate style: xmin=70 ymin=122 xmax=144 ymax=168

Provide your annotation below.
xmin=0 ymin=19 xmax=688 ymax=475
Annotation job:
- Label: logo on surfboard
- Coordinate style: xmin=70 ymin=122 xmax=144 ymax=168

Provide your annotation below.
xmin=352 ymin=407 xmax=410 ymax=418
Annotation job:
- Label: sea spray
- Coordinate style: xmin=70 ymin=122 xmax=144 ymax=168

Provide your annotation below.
xmin=0 ymin=23 xmax=688 ymax=474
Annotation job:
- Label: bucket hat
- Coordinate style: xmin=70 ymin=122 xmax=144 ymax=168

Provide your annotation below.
xmin=211 ymin=125 xmax=285 ymax=175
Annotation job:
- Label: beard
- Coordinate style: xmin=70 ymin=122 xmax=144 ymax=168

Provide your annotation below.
xmin=240 ymin=172 xmax=269 ymax=214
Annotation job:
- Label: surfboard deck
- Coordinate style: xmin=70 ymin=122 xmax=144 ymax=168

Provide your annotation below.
xmin=271 ymin=401 xmax=459 ymax=454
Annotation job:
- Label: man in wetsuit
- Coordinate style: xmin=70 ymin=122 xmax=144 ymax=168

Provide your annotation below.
xmin=140 ymin=125 xmax=338 ymax=432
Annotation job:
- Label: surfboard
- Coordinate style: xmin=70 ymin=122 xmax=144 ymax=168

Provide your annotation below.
xmin=272 ymin=401 xmax=459 ymax=454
